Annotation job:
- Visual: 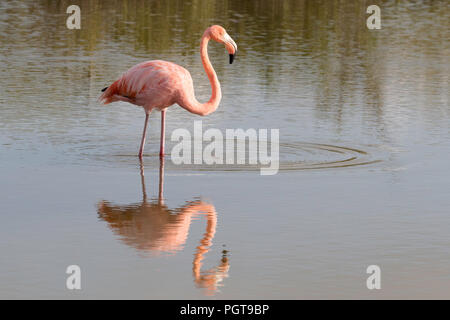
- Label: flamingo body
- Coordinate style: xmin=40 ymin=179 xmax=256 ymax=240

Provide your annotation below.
xmin=100 ymin=60 xmax=193 ymax=114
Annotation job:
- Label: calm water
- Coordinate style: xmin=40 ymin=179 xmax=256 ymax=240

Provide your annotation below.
xmin=0 ymin=0 xmax=449 ymax=299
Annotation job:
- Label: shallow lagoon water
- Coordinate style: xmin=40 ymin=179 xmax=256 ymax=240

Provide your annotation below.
xmin=0 ymin=0 xmax=449 ymax=298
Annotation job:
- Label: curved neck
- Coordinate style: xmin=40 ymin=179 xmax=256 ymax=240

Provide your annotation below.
xmin=179 ymin=33 xmax=222 ymax=116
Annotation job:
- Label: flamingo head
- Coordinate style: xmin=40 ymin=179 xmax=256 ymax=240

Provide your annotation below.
xmin=207 ymin=25 xmax=237 ymax=64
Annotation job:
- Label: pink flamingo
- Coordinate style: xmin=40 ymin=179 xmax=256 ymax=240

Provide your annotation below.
xmin=99 ymin=25 xmax=237 ymax=159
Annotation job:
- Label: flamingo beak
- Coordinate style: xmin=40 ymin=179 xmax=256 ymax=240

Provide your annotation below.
xmin=224 ymin=33 xmax=237 ymax=64
xmin=229 ymin=54 xmax=235 ymax=64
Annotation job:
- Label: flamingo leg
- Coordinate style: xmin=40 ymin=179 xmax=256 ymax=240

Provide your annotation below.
xmin=138 ymin=113 xmax=149 ymax=159
xmin=160 ymin=109 xmax=166 ymax=158
xmin=158 ymin=157 xmax=165 ymax=205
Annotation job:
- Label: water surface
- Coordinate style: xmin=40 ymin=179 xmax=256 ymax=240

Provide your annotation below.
xmin=0 ymin=0 xmax=449 ymax=299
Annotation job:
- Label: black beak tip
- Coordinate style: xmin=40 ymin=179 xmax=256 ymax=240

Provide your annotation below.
xmin=229 ymin=54 xmax=235 ymax=64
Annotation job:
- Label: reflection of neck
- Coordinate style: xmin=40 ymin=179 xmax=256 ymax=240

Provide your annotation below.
xmin=193 ymin=211 xmax=217 ymax=275
xmin=192 ymin=209 xmax=229 ymax=294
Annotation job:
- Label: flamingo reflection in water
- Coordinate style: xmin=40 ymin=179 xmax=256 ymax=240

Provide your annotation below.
xmin=97 ymin=159 xmax=229 ymax=295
